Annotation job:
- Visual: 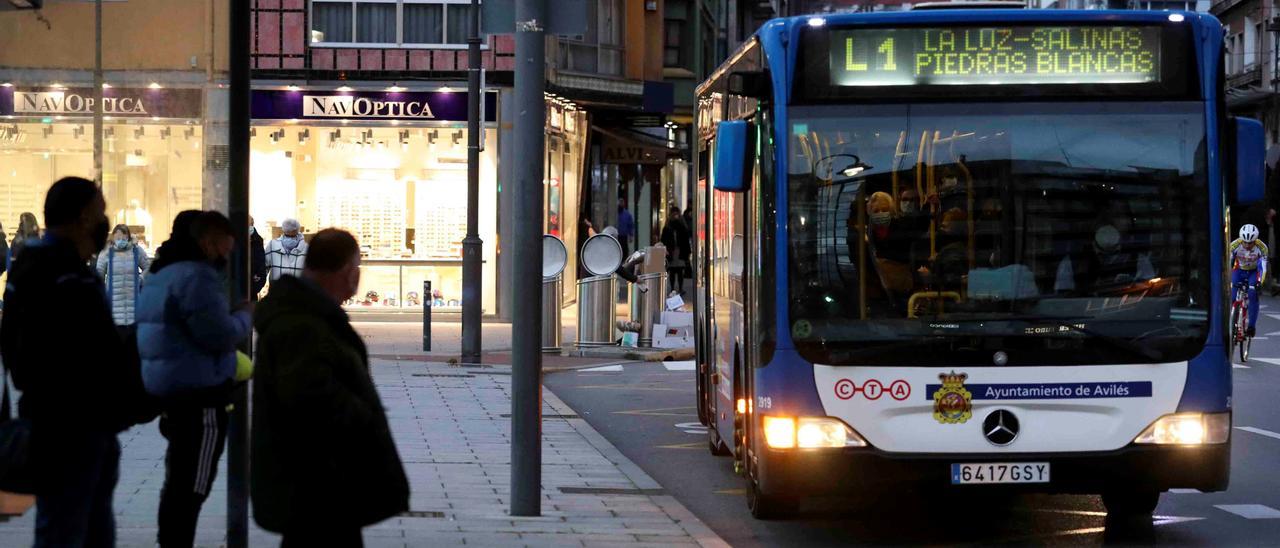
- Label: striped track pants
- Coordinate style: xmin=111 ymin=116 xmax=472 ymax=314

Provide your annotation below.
xmin=157 ymin=406 xmax=229 ymax=548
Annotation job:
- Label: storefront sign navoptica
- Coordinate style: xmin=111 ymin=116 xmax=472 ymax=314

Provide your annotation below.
xmin=251 ymin=90 xmax=497 ymax=122
xmin=0 ymin=87 xmax=204 ymax=118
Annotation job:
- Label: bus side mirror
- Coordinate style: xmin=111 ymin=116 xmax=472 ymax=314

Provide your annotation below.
xmin=713 ymin=120 xmax=749 ymax=193
xmin=1233 ymin=116 xmax=1265 ymax=205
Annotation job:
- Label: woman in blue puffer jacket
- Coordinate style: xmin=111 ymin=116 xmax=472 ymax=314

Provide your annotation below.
xmin=135 ymin=210 xmax=252 ymax=547
xmin=96 ymin=224 xmax=150 ymax=327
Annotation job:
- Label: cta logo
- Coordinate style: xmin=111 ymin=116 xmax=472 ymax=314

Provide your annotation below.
xmin=834 ymin=379 xmax=910 ymax=401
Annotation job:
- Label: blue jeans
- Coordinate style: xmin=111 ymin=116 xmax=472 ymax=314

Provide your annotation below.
xmin=1232 ymin=268 xmax=1261 ymax=330
xmin=34 ymin=430 xmax=120 ymax=548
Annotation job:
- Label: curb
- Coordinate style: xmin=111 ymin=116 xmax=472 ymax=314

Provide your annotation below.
xmin=544 ymin=388 xmax=730 ymax=548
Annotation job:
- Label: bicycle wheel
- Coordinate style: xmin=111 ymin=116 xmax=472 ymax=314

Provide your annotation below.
xmin=1242 ymin=332 xmax=1251 ymax=363
xmin=1238 ymin=301 xmax=1250 ymax=363
xmin=1230 ymin=305 xmax=1240 ymax=362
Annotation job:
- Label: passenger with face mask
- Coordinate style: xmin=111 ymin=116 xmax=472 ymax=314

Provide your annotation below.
xmin=96 ymin=224 xmax=151 ymax=328
xmin=1 ymin=177 xmax=139 ymax=546
xmin=1054 ymin=210 xmax=1156 ymax=296
xmin=136 ymin=211 xmax=253 ymax=547
xmin=266 ymin=218 xmax=308 ymax=284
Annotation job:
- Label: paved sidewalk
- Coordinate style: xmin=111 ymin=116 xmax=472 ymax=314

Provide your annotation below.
xmin=0 ymin=358 xmax=725 ymax=548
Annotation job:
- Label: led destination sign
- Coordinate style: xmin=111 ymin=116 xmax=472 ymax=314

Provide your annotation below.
xmin=829 ymin=26 xmax=1162 ymax=86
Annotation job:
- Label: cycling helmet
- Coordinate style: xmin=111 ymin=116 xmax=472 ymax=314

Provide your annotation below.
xmin=1241 ymin=224 xmax=1260 ymax=243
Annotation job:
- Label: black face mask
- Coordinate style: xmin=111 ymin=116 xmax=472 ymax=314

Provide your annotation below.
xmin=210 ymin=253 xmax=229 ymax=272
xmin=91 ymin=219 xmax=110 ymax=252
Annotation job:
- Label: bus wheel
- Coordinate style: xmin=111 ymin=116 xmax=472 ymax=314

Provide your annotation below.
xmin=1102 ymin=489 xmax=1160 ymax=517
xmin=748 ymin=478 xmax=795 ymax=520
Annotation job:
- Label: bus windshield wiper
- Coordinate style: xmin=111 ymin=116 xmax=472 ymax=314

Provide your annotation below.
xmin=940 ymin=317 xmax=1163 ymax=362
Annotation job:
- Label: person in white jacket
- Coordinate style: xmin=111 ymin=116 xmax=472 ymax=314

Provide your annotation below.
xmin=265 ymin=218 xmax=307 ymax=283
xmin=96 ymin=224 xmax=150 ymax=327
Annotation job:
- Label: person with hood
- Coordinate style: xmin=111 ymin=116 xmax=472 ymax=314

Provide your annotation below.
xmin=1 ymin=177 xmax=133 ymax=546
xmin=252 ymin=228 xmax=408 ymax=546
xmin=136 ymin=211 xmax=252 ymax=547
xmin=265 ymin=218 xmax=308 ymax=283
xmin=96 ymin=224 xmax=151 ymax=328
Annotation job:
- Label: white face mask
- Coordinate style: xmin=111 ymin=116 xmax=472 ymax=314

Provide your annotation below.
xmin=870 ymin=212 xmax=892 ymax=226
xmin=901 ymin=202 xmax=918 ymax=215
xmin=113 ymin=238 xmax=129 ymax=250
xmin=281 ymin=235 xmax=300 ymax=251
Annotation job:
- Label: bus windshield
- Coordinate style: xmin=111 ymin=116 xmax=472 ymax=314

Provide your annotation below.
xmin=786 ymin=101 xmax=1210 ymax=366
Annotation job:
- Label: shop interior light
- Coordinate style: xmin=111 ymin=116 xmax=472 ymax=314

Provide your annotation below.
xmin=438 ymin=86 xmax=453 ymax=93
xmin=0 ymin=83 xmax=12 ymax=88
xmin=159 ymin=127 xmax=171 ymax=140
xmin=101 ymin=83 xmax=111 ymax=89
xmin=148 ymin=82 xmax=162 ymax=89
xmin=298 ymin=129 xmax=309 ymax=144
xmin=428 ymin=130 xmax=438 ymax=144
xmin=49 ymin=83 xmax=64 ymax=90
xmin=336 ymin=85 xmax=353 ymax=92
xmin=387 ymin=84 xmax=405 ymax=92
xmin=286 ymin=85 xmax=301 ymax=92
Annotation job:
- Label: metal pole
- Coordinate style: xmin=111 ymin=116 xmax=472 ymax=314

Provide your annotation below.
xmin=423 ymin=280 xmax=433 ymax=352
xmin=461 ymin=0 xmax=483 ymax=363
xmin=227 ymin=0 xmax=252 ymax=546
xmin=93 ymin=0 xmax=102 ymax=184
xmin=510 ymin=0 xmax=545 ymax=517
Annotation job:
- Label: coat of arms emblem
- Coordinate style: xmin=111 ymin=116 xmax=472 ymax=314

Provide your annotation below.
xmin=932 ymin=371 xmax=973 ymax=424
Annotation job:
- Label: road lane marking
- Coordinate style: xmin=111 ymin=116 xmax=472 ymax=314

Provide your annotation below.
xmin=1234 ymin=364 xmax=1250 ymax=369
xmin=1215 ymin=504 xmax=1280 ymax=519
xmin=1168 ymin=489 xmax=1201 ymax=494
xmin=663 ymin=360 xmax=696 ymax=371
xmin=581 ymin=364 xmax=624 ymax=372
xmin=576 ymin=384 xmax=685 ymax=392
xmin=1248 ymin=358 xmax=1280 ymax=366
xmin=1236 ymin=426 xmax=1280 ymax=440
xmin=614 ymin=406 xmax=698 ymax=417
xmin=675 ymin=421 xmax=709 ymax=434
xmin=1266 ymin=313 xmax=1280 ymax=322
xmin=713 ymin=488 xmax=746 ymax=496
xmin=657 ymin=442 xmax=703 ymax=450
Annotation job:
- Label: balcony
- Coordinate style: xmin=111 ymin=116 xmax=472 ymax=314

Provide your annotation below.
xmin=1210 ymin=0 xmax=1249 ymax=16
xmin=1228 ymin=64 xmax=1264 ymax=90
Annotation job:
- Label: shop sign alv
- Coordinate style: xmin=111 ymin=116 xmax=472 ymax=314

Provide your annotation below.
xmin=0 ymin=87 xmax=204 ymax=118
xmin=252 ymin=90 xmax=497 ymax=122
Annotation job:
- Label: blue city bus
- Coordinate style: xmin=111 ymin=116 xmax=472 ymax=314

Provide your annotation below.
xmin=693 ymin=6 xmax=1266 ymax=519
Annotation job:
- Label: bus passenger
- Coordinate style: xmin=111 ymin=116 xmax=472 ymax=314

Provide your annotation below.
xmin=1054 ymin=219 xmax=1155 ymax=296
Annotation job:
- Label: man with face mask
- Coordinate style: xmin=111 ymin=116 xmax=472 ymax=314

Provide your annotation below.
xmin=252 ymin=229 xmax=408 ymax=545
xmin=136 ymin=211 xmax=253 ymax=547
xmin=266 ymin=217 xmax=308 ymax=284
xmin=1 ymin=177 xmax=139 ymax=546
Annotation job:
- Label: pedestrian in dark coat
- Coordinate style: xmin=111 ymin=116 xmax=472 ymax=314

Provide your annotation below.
xmin=252 ymin=228 xmax=408 ymax=547
xmin=0 ymin=177 xmax=131 ymax=546
xmin=250 ymin=217 xmax=268 ymax=298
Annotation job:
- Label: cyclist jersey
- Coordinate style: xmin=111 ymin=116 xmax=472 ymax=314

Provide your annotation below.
xmin=1229 ymin=238 xmax=1269 ymax=280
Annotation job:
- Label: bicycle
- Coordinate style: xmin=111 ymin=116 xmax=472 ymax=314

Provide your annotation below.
xmin=1230 ymin=282 xmax=1257 ymax=363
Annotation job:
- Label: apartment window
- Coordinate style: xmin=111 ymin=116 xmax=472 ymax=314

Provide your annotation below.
xmin=559 ymin=0 xmax=625 ymax=76
xmin=664 ymin=19 xmax=683 ymax=67
xmin=311 ymin=0 xmax=480 ymax=47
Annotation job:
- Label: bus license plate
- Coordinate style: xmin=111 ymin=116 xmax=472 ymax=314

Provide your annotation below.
xmin=951 ymin=463 xmax=1050 ymax=485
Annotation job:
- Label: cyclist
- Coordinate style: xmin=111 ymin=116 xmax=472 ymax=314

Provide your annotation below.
xmin=1230 ymin=224 xmax=1269 ymax=337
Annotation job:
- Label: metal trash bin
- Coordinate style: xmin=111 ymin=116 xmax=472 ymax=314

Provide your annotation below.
xmin=576 ymin=274 xmax=617 ymax=347
xmin=630 ymin=272 xmax=667 ymax=347
xmin=542 ymin=274 xmax=562 ymax=353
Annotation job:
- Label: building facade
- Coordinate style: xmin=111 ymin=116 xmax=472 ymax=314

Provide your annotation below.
xmin=0 ymin=0 xmax=230 ymax=252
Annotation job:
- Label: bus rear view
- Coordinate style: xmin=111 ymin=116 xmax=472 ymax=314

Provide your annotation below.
xmin=695 ymin=9 xmax=1266 ymax=520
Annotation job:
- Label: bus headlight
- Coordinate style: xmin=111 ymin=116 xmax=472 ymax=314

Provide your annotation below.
xmin=763 ymin=416 xmax=867 ymax=449
xmin=1133 ymin=413 xmax=1230 ymax=445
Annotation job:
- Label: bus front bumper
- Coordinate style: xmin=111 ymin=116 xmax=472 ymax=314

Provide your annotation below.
xmin=756 ymin=443 xmax=1229 ymax=496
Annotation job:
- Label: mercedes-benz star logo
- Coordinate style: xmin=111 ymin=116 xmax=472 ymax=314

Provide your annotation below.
xmin=983 ymin=410 xmax=1020 ymax=446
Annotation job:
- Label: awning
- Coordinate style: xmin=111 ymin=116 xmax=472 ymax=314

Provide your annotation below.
xmin=592 ymin=126 xmax=682 ymax=165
